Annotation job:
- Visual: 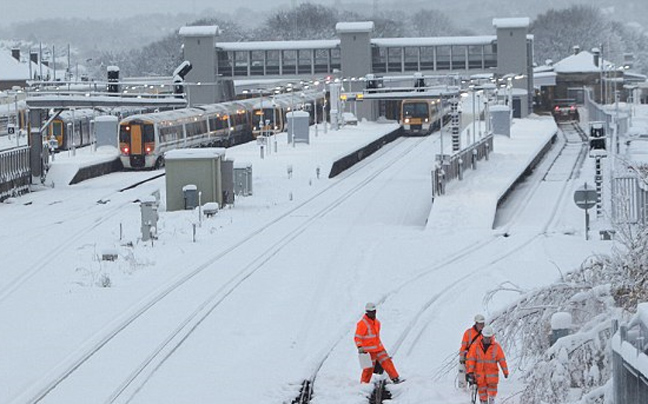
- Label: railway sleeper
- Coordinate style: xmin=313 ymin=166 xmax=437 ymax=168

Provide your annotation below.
xmin=369 ymin=379 xmax=392 ymax=404
xmin=290 ymin=379 xmax=313 ymax=404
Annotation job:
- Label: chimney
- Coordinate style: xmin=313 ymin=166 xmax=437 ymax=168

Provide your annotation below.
xmin=11 ymin=48 xmax=20 ymax=61
xmin=30 ymin=51 xmax=38 ymax=64
xmin=592 ymin=48 xmax=600 ymax=67
xmin=573 ymin=45 xmax=580 ymax=55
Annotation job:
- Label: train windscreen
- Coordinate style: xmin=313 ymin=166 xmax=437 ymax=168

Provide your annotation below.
xmin=254 ymin=108 xmax=276 ymax=126
xmin=403 ymin=102 xmax=429 ymax=118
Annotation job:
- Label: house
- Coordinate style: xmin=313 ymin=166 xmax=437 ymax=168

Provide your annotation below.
xmin=534 ymin=47 xmax=647 ymax=110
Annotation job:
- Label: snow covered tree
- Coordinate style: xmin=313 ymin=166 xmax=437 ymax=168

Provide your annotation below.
xmin=253 ymin=3 xmax=341 ymax=40
xmin=531 ymin=5 xmax=625 ymax=69
xmin=409 ymin=9 xmax=462 ymax=37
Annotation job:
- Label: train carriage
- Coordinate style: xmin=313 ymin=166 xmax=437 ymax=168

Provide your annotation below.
xmin=400 ymin=98 xmax=447 ymax=136
xmin=119 ymin=91 xmax=327 ymax=169
xmin=49 ymin=109 xmax=96 ymax=150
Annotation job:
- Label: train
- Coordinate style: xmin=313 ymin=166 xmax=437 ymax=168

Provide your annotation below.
xmin=399 ymin=98 xmax=448 ymax=136
xmin=118 ymin=91 xmax=327 ymax=169
xmin=47 ymin=106 xmax=159 ymax=151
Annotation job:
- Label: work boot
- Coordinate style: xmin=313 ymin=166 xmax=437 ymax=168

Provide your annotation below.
xmin=391 ymin=377 xmax=403 ymax=384
xmin=488 ymin=398 xmax=495 ymax=404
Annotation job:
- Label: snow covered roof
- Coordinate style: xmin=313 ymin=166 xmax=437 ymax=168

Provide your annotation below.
xmin=216 ymin=40 xmax=339 ymax=52
xmin=492 ymin=18 xmax=530 ymax=29
xmin=165 ymin=148 xmax=226 ymax=160
xmin=553 ymin=51 xmax=612 ymax=74
xmin=534 ymin=71 xmax=557 ymax=88
xmin=178 ymin=26 xmax=220 ymax=37
xmin=0 ymin=51 xmax=29 ymax=81
xmin=372 ymin=36 xmax=496 ymax=47
xmin=335 ymin=21 xmax=374 ymax=33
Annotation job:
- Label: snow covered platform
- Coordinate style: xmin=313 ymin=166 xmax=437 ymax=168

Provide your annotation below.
xmin=427 ymin=116 xmax=558 ymax=232
xmin=44 ymin=146 xmax=122 ymax=187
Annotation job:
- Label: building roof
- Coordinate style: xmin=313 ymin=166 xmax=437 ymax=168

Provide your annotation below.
xmin=492 ymin=18 xmax=530 ymax=29
xmin=372 ymin=36 xmax=496 ymax=47
xmin=216 ymin=40 xmax=339 ymax=52
xmin=178 ymin=26 xmax=220 ymax=37
xmin=335 ymin=22 xmax=374 ymax=33
xmin=0 ymin=52 xmax=29 ymax=81
xmin=553 ymin=51 xmax=611 ymax=74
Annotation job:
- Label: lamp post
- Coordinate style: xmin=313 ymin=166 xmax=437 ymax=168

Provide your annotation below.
xmin=470 ymin=84 xmax=476 ymax=145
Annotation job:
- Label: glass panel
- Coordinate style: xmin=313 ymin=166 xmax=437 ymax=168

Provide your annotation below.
xmin=282 ymin=50 xmax=297 ymax=74
xmin=298 ymin=49 xmax=312 ymax=75
xmin=436 ymin=46 xmax=450 ymax=70
xmin=217 ymin=51 xmax=233 ymax=77
xmin=387 ymin=47 xmax=402 ymax=72
xmin=452 ymin=45 xmax=467 ymax=70
xmin=251 ymin=50 xmax=264 ymax=76
xmin=420 ymin=47 xmax=434 ymax=70
xmin=404 ymin=47 xmax=418 ymax=72
xmin=234 ymin=51 xmax=248 ymax=76
xmin=266 ymin=50 xmax=280 ymax=75
xmin=371 ymin=47 xmax=386 ymax=73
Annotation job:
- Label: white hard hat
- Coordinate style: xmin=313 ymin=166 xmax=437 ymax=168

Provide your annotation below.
xmin=482 ymin=325 xmax=495 ymax=338
xmin=365 ymin=302 xmax=377 ymax=311
xmin=474 ymin=314 xmax=486 ymax=324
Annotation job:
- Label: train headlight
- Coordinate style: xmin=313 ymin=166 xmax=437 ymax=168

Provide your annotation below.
xmin=425 ymin=118 xmax=429 ymax=123
xmin=145 ymin=146 xmax=152 ymax=154
xmin=122 ymin=147 xmax=130 ymax=154
xmin=404 ymin=118 xmax=410 ymax=124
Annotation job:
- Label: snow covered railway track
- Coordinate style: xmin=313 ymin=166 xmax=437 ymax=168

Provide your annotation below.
xmin=24 ymin=136 xmax=428 ymax=404
xmin=0 ymin=173 xmax=163 ymax=306
xmin=362 ymin=122 xmax=591 ymax=390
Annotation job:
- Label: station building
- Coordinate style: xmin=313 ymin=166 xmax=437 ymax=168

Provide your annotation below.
xmin=179 ymin=18 xmax=534 ymax=119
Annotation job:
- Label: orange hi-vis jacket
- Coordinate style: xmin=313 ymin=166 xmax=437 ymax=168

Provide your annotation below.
xmin=355 ymin=314 xmax=385 ymax=353
xmin=466 ymin=339 xmax=509 ymax=385
xmin=460 ymin=326 xmax=483 ymax=362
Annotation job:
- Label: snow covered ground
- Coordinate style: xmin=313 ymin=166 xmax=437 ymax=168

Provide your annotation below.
xmin=0 ymin=104 xmax=630 ymax=403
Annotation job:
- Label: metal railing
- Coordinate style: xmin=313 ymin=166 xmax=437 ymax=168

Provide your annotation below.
xmin=612 ymin=313 xmax=648 ymax=404
xmin=584 ymin=87 xmax=629 ymax=138
xmin=0 ymin=146 xmax=31 ymax=201
xmin=431 ymin=133 xmax=494 ymax=198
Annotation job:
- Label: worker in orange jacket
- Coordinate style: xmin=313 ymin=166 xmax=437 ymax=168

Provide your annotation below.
xmin=458 ymin=314 xmax=486 ymax=387
xmin=354 ymin=302 xmax=401 ymax=384
xmin=466 ymin=325 xmax=508 ymax=404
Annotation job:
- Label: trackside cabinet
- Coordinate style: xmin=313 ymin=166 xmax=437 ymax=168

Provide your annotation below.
xmin=165 ymin=148 xmax=226 ymax=212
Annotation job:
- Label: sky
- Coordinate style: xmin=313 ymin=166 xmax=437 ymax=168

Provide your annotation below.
xmin=2 ymin=0 xmax=307 ymax=24
xmin=0 ymin=94 xmax=635 ymax=403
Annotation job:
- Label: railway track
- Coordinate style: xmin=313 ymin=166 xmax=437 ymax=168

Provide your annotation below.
xmin=361 ymin=120 xmax=590 ymax=404
xmin=0 ymin=172 xmax=163 ymax=306
xmin=18 ymin=136 xmax=426 ymax=404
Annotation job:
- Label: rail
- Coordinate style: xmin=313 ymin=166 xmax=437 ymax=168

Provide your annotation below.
xmin=611 ymin=304 xmax=648 ymax=403
xmin=0 ymin=146 xmax=31 ymax=202
xmin=431 ymin=133 xmax=494 ymax=198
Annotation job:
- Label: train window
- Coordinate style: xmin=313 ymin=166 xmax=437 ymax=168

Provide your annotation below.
xmin=52 ymin=121 xmax=62 ymax=136
xmin=119 ymin=125 xmax=130 ymax=142
xmin=142 ymin=124 xmax=155 ymax=142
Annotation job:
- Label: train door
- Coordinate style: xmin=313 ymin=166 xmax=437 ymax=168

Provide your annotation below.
xmin=51 ymin=120 xmax=63 ymax=149
xmin=131 ymin=124 xmax=142 ymax=155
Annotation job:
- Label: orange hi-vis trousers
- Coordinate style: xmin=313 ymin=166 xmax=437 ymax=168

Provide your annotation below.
xmin=476 ymin=382 xmax=498 ymax=402
xmin=360 ymin=349 xmax=399 ymax=383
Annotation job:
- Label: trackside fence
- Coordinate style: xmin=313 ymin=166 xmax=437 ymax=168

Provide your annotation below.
xmin=431 ymin=133 xmax=494 ymax=199
xmin=0 ymin=146 xmax=31 ymax=202
xmin=584 ymin=87 xmax=628 ymax=138
xmin=612 ymin=304 xmax=648 ymax=404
